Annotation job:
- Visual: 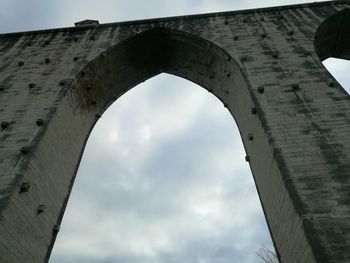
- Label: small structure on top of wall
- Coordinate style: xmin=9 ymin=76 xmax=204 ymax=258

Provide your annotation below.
xmin=0 ymin=1 xmax=349 ymax=262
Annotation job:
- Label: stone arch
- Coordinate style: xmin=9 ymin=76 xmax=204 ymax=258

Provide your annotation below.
xmin=314 ymin=8 xmax=350 ymax=61
xmin=42 ymin=27 xmax=269 ymax=261
xmin=73 ymin=27 xmax=250 ymax=123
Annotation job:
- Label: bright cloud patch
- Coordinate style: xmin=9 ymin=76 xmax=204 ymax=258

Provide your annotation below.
xmin=323 ymin=58 xmax=350 ymax=93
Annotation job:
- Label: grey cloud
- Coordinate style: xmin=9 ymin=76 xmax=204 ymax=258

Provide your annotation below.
xmin=0 ymin=0 xmax=65 ymax=32
xmin=323 ymin=58 xmax=350 ymax=93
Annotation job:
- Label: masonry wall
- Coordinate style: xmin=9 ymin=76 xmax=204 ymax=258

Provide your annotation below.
xmin=0 ymin=1 xmax=349 ymax=262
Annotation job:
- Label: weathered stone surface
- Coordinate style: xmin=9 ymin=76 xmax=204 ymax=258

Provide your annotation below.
xmin=0 ymin=1 xmax=349 ymax=262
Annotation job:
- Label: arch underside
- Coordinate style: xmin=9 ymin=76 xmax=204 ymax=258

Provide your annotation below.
xmin=76 ymin=28 xmax=246 ymax=119
xmin=315 ymin=8 xmax=350 ymax=61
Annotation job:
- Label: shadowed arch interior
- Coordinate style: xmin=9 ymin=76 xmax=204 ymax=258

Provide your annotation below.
xmin=314 ymin=8 xmax=350 ymax=61
xmin=74 ymin=27 xmax=251 ymax=125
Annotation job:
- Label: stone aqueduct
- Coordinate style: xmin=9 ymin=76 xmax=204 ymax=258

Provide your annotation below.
xmin=0 ymin=1 xmax=349 ymax=262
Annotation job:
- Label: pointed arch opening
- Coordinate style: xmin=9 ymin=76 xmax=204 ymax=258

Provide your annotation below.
xmin=38 ymin=27 xmax=282 ymax=261
xmin=49 ymin=73 xmax=274 ymax=262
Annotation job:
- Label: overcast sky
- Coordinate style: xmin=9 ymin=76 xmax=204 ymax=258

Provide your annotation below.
xmin=1 ymin=1 xmax=349 ymax=263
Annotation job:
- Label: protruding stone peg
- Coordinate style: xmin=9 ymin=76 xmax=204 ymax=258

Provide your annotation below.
xmin=37 ymin=204 xmax=45 ymax=215
xmin=53 ymin=224 xmax=60 ymax=233
xmin=248 ymin=134 xmax=254 ymax=141
xmin=292 ymin=84 xmax=300 ymax=91
xmin=36 ymin=119 xmax=44 ymax=126
xmin=1 ymin=121 xmax=9 ymax=130
xmin=250 ymin=107 xmax=257 ymax=115
xmin=251 ymin=107 xmax=257 ymax=115
xmin=327 ymin=80 xmax=335 ymax=87
xmin=20 ymin=147 xmax=29 ymax=155
xmin=19 ymin=182 xmax=30 ymax=193
xmin=245 ymin=155 xmax=250 ymax=162
xmin=28 ymin=83 xmax=36 ymax=89
xmin=258 ymin=86 xmax=265 ymax=94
